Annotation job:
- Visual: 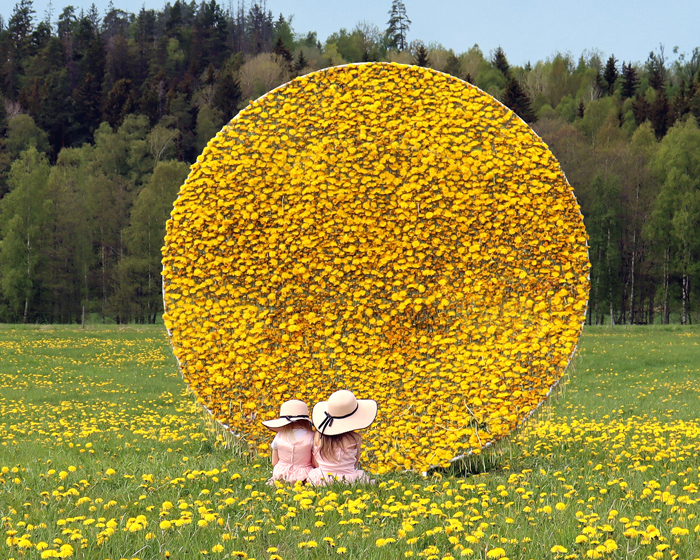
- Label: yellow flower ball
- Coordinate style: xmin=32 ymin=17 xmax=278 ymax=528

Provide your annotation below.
xmin=162 ymin=62 xmax=590 ymax=473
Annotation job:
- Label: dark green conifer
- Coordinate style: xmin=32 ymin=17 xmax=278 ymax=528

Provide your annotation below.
xmin=603 ymin=55 xmax=618 ymax=95
xmin=273 ymin=36 xmax=293 ymax=70
xmin=413 ymin=43 xmax=429 ymax=67
xmin=103 ymin=78 xmax=136 ymax=129
xmin=503 ymin=76 xmax=536 ymax=123
xmin=294 ymin=50 xmax=308 ymax=74
xmin=213 ymin=71 xmax=241 ymax=120
xmin=492 ymin=46 xmax=509 ymax=76
xmin=620 ymin=62 xmax=639 ymax=100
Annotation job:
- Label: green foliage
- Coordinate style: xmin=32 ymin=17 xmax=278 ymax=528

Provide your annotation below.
xmin=575 ymin=96 xmax=619 ymax=138
xmin=5 ymin=114 xmax=49 ymax=157
xmin=412 ymin=42 xmax=429 ymax=67
xmin=386 ymin=0 xmax=411 ymax=51
xmin=0 ymin=1 xmax=698 ymax=323
xmin=503 ymin=76 xmax=536 ymax=123
xmin=647 ymin=119 xmax=700 ymax=323
xmin=120 ymin=160 xmax=189 ymax=322
xmin=443 ymin=50 xmax=461 ymax=77
xmin=492 ymin=46 xmax=509 ymax=76
xmin=326 ymin=28 xmax=364 ymax=63
xmin=195 ymin=103 xmax=224 ymax=153
xmin=475 ymin=67 xmax=506 ymax=99
xmin=602 ymin=55 xmax=618 ymax=95
xmin=0 ymin=146 xmax=50 ymax=321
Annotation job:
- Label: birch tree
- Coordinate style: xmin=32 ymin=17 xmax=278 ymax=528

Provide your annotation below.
xmin=0 ymin=147 xmax=50 ymax=322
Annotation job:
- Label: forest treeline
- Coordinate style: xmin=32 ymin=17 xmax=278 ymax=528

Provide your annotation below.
xmin=0 ymin=0 xmax=698 ymax=324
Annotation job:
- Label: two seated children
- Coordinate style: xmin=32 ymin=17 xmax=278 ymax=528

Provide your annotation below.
xmin=261 ymin=390 xmax=377 ymax=485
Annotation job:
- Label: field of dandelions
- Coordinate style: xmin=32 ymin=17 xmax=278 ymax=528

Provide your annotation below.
xmin=1 ymin=324 xmax=699 ymax=560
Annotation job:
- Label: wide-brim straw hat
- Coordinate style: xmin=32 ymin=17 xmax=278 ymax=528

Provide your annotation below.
xmin=312 ymin=390 xmax=377 ymax=436
xmin=262 ymin=399 xmax=310 ymax=431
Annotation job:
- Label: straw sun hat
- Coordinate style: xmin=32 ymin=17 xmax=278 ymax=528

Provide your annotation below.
xmin=261 ymin=399 xmax=310 ymax=431
xmin=312 ymin=390 xmax=377 ymax=436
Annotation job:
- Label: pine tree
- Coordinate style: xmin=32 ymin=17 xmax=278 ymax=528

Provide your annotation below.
xmin=413 ymin=42 xmax=429 ymax=67
xmin=603 ymin=55 xmax=618 ymax=95
xmin=503 ymin=76 xmax=536 ymax=123
xmin=620 ymin=62 xmax=639 ymax=101
xmin=386 ymin=0 xmax=410 ymax=51
xmin=492 ymin=46 xmax=509 ymax=76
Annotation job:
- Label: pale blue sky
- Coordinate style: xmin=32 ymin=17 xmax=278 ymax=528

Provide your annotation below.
xmin=5 ymin=0 xmax=699 ymax=66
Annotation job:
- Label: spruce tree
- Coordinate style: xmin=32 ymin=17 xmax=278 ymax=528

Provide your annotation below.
xmin=503 ymin=76 xmax=536 ymax=123
xmin=620 ymin=62 xmax=639 ymax=101
xmin=273 ymin=36 xmax=293 ymax=70
xmin=603 ymin=55 xmax=618 ymax=95
xmin=413 ymin=42 xmax=429 ymax=67
xmin=650 ymin=91 xmax=672 ymax=139
xmin=492 ymin=46 xmax=509 ymax=76
xmin=294 ymin=50 xmax=308 ymax=75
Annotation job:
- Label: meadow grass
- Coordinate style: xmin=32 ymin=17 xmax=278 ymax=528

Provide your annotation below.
xmin=0 ymin=324 xmax=699 ymax=560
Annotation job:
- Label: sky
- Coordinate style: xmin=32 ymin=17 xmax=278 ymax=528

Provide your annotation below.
xmin=4 ymin=0 xmax=700 ymax=67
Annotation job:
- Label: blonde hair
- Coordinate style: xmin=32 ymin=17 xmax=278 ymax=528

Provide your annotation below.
xmin=277 ymin=419 xmax=312 ymax=442
xmin=315 ymin=431 xmax=361 ymax=462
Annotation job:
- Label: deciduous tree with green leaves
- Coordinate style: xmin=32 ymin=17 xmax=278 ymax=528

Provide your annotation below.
xmin=0 ymin=146 xmax=50 ymax=322
xmin=647 ymin=118 xmax=700 ymax=324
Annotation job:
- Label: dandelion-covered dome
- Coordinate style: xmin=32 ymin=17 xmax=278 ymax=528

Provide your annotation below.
xmin=161 ymin=62 xmax=590 ymax=473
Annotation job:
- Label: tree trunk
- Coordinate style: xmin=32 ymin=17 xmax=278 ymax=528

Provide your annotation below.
xmin=681 ymin=272 xmax=689 ymax=325
xmin=663 ymin=247 xmax=670 ymax=324
xmin=23 ymin=229 xmax=31 ymax=323
xmin=594 ymin=245 xmax=602 ymax=325
xmin=101 ymin=239 xmax=107 ymax=323
xmin=629 ymin=229 xmax=637 ymax=324
xmin=607 ymin=227 xmax=614 ymax=327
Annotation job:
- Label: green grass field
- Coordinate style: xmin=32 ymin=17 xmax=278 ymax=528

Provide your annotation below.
xmin=1 ymin=325 xmax=699 ymax=560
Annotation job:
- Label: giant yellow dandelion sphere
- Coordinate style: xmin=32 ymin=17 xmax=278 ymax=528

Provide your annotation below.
xmin=162 ymin=62 xmax=590 ymax=473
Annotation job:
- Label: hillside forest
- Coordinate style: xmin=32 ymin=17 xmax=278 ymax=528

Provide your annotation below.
xmin=0 ymin=0 xmax=699 ymax=325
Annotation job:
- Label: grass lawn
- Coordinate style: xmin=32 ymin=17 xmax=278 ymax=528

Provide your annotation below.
xmin=0 ymin=324 xmax=699 ymax=560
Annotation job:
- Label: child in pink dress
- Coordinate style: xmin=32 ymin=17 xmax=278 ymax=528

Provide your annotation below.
xmin=262 ymin=400 xmax=314 ymax=484
xmin=307 ymin=390 xmax=377 ymax=486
